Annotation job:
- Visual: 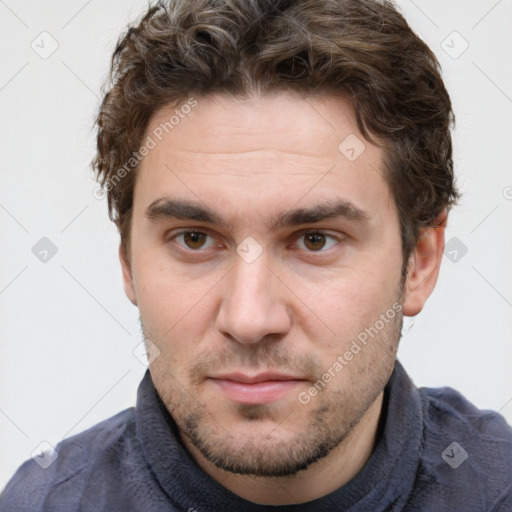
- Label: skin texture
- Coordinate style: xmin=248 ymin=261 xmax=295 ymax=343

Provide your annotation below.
xmin=120 ymin=91 xmax=446 ymax=505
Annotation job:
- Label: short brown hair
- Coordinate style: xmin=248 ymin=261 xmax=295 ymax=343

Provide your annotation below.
xmin=92 ymin=0 xmax=459 ymax=266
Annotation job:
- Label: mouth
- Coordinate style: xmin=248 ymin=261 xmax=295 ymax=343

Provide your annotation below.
xmin=208 ymin=372 xmax=307 ymax=405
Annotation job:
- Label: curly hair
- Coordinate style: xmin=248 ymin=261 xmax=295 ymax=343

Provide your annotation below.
xmin=92 ymin=0 xmax=459 ymax=266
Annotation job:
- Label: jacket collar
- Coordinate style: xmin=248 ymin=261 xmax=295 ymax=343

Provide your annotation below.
xmin=135 ymin=359 xmax=423 ymax=511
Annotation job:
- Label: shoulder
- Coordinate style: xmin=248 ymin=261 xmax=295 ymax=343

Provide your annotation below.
xmin=413 ymin=385 xmax=512 ymax=511
xmin=420 ymin=384 xmax=512 ymax=451
xmin=0 ymin=408 xmax=137 ymax=511
xmin=422 ymin=384 xmax=510 ymax=427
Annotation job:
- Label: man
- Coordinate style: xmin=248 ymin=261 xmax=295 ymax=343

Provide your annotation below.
xmin=2 ymin=0 xmax=511 ymax=510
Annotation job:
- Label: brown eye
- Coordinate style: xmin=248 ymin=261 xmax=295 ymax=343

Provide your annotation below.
xmin=304 ymin=232 xmax=326 ymax=251
xmin=183 ymin=232 xmax=208 ymax=249
xmin=295 ymin=231 xmax=339 ymax=253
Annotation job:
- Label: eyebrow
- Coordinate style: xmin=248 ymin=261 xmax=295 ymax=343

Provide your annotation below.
xmin=145 ymin=197 xmax=370 ymax=230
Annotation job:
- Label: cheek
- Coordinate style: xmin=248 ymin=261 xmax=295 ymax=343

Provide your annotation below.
xmin=301 ymin=264 xmax=401 ymax=352
xmin=133 ymin=254 xmax=221 ymax=350
xmin=135 ymin=243 xmax=218 ymax=305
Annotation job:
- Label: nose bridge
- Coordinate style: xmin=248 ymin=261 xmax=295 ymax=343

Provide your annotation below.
xmin=216 ymin=253 xmax=290 ymax=344
xmin=233 ymin=256 xmax=272 ymax=304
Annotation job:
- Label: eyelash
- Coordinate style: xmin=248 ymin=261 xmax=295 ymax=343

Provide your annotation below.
xmin=167 ymin=229 xmax=342 ymax=254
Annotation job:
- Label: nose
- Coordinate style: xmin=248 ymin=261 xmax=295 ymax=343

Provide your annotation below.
xmin=215 ymin=255 xmax=292 ymax=345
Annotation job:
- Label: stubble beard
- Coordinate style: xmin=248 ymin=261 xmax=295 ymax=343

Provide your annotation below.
xmin=143 ymin=295 xmax=404 ymax=478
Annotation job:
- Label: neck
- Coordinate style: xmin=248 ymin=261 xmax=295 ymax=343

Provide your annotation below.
xmin=182 ymin=391 xmax=385 ymax=505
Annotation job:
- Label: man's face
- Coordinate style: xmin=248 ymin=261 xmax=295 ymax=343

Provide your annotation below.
xmin=123 ymin=91 xmax=406 ymax=476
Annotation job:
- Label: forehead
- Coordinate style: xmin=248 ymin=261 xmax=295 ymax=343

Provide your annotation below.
xmin=147 ymin=91 xmax=361 ymax=162
xmin=133 ymin=91 xmax=394 ymax=224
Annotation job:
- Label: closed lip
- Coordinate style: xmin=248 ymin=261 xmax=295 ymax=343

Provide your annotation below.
xmin=208 ymin=372 xmax=306 ymax=384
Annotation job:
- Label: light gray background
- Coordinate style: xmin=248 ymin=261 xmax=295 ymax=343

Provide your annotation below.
xmin=1 ymin=0 xmax=511 ymax=489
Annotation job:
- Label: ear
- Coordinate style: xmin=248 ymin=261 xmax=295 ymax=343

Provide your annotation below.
xmin=402 ymin=210 xmax=447 ymax=316
xmin=119 ymin=244 xmax=137 ymax=306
